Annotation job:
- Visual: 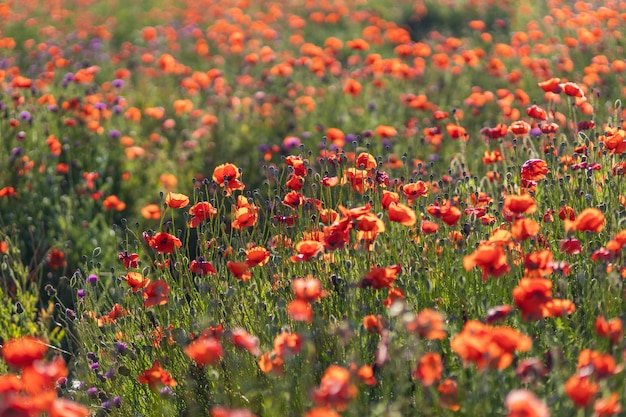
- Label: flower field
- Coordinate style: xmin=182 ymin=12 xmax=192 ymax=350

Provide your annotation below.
xmin=1 ymin=0 xmax=626 ymax=415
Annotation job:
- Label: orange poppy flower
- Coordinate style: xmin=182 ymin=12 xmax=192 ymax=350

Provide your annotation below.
xmin=375 ymin=125 xmax=397 ymax=138
xmin=427 ymin=203 xmax=462 ymax=226
xmin=521 ymin=159 xmax=549 ymax=182
xmin=124 ymin=272 xmax=150 ymax=293
xmin=293 ymin=277 xmax=327 ymax=302
xmin=137 ymin=360 xmax=177 ymax=390
xmin=356 ymin=364 xmax=376 ymax=386
xmin=542 ymin=298 xmax=576 ymax=318
xmin=227 ymin=261 xmax=252 ymax=281
xmin=524 ymin=249 xmax=554 ymax=278
xmin=185 ymin=336 xmax=223 ymax=366
xmin=304 ymin=408 xmax=341 ymax=417
xmin=342 ymin=168 xmax=371 ymax=194
xmin=381 ymin=190 xmax=400 ymax=209
xmin=564 ymin=208 xmax=605 ymax=233
xmin=463 ymin=244 xmax=510 ymax=281
xmin=565 ymin=373 xmax=598 ymax=407
xmin=142 ymin=280 xmax=170 ymax=308
xmin=358 ymin=264 xmax=401 ymax=289
xmin=291 ymin=240 xmax=324 ymax=262
xmin=438 ymin=379 xmax=461 ymax=411
xmin=311 ymin=365 xmax=357 ymax=411
xmin=326 ymin=128 xmax=346 ymax=147
xmin=512 ymin=278 xmax=552 ymax=321
xmin=451 ymin=321 xmax=531 ymax=370
xmin=103 ymin=195 xmax=126 ymax=211
xmin=245 ymin=246 xmax=270 ymax=267
xmin=49 ymin=398 xmax=91 ymax=417
xmin=402 ymin=181 xmax=428 ymax=202
xmin=387 ymin=202 xmax=417 ymax=226
xmin=538 ymin=78 xmax=562 ymax=93
xmin=230 ymin=328 xmax=262 ymax=357
xmin=212 ymin=163 xmax=245 ymax=195
xmin=405 ymin=309 xmax=446 ymax=340
xmin=446 ymin=123 xmax=469 ymax=140
xmin=165 ymin=192 xmax=189 ymax=208
xmin=2 ymin=336 xmax=48 ymax=369
xmin=594 ymin=393 xmax=622 ymax=417
xmin=0 ymin=186 xmax=17 ymax=198
xmin=504 ymin=194 xmax=537 ymax=215
xmin=508 ymin=120 xmax=531 ymax=136
xmin=287 ymin=299 xmax=313 ymax=323
xmin=141 ymin=204 xmax=162 ymax=219
xmin=383 ymin=287 xmax=405 ymax=307
xmin=505 ymin=389 xmax=550 ymax=417
xmin=362 ymin=315 xmax=384 ymax=333
xmin=526 ymin=104 xmax=548 ymax=121
xmin=144 ymin=231 xmax=182 ymax=254
xmin=355 ymin=152 xmax=377 ymax=170
xmin=595 ymin=316 xmax=623 ymax=344
xmin=232 ymin=196 xmax=259 ymax=230
xmin=511 ymin=218 xmax=540 ymax=240
xmin=560 ymin=82 xmax=585 ymax=98
xmin=189 ymin=202 xmax=217 ymax=227
xmin=577 ymin=349 xmax=616 ymax=379
xmin=265 ymin=329 xmax=297 ymax=356
xmin=413 ymin=353 xmax=443 ymax=386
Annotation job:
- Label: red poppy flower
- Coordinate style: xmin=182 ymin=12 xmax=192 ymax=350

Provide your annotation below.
xmin=358 ymin=264 xmax=401 ymax=289
xmin=231 ymin=328 xmax=262 ymax=357
xmin=137 ymin=360 xmax=177 ymax=390
xmin=526 ymin=104 xmax=548 ymax=120
xmin=290 ymin=240 xmax=324 ymax=262
xmin=538 ymin=78 xmax=562 ymax=93
xmin=189 ymin=202 xmax=217 ymax=227
xmin=505 ymin=389 xmax=550 ymax=417
xmin=124 ymin=272 xmax=150 ymax=292
xmin=227 ymin=261 xmax=252 ymax=281
xmin=595 ymin=316 xmax=623 ymax=344
xmin=463 ymin=244 xmax=510 ymax=281
xmin=46 ymin=248 xmax=67 ymax=270
xmin=504 ymin=194 xmax=537 ymax=215
xmin=311 ymin=365 xmax=357 ymax=411
xmin=564 ymin=208 xmax=605 ymax=233
xmin=402 ymin=181 xmax=428 ymax=202
xmin=211 ymin=407 xmax=257 ymax=417
xmin=185 ymin=336 xmax=223 ymax=366
xmin=594 ymin=393 xmax=622 ymax=417
xmin=565 ymin=373 xmax=598 ymax=407
xmin=560 ymin=82 xmax=585 ymax=98
xmin=144 ymin=232 xmax=182 ymax=254
xmin=438 ymin=379 xmax=460 ymax=411
xmin=189 ymin=258 xmax=216 ymax=275
xmin=2 ymin=336 xmax=48 ymax=369
xmin=513 ymin=278 xmax=552 ymax=321
xmin=287 ymin=299 xmax=313 ymax=323
xmin=387 ymin=202 xmax=417 ymax=226
xmin=293 ymin=277 xmax=327 ymax=302
xmin=142 ymin=280 xmax=170 ymax=307
xmin=413 ymin=353 xmax=443 ymax=387
xmin=405 ymin=309 xmax=446 ymax=340
xmin=511 ymin=218 xmax=540 ymax=240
